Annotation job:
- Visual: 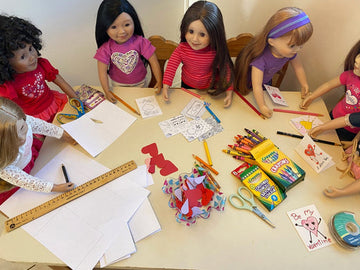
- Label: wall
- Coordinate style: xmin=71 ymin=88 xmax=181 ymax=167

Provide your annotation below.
xmin=1 ymin=0 xmax=359 ymax=111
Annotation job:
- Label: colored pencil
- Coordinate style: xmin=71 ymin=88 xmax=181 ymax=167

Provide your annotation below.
xmin=203 ymin=140 xmax=213 ymax=166
xmin=273 ymin=108 xmax=324 ymax=117
xmin=181 ymin=87 xmax=203 ymax=99
xmin=192 ymin=154 xmax=219 ymax=175
xmin=234 ymin=90 xmax=266 ymax=119
xmin=112 ymin=92 xmax=140 ymax=115
xmin=276 ymin=131 xmax=342 ymax=146
xmin=204 ymin=102 xmax=221 ymax=123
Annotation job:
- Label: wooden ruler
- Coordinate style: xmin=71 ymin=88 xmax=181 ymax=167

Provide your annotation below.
xmin=5 ymin=160 xmax=137 ymax=232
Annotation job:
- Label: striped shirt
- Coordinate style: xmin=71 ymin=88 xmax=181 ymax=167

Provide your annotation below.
xmin=163 ymin=42 xmax=232 ymax=91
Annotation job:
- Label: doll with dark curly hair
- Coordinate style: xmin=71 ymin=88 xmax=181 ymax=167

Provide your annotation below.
xmin=0 ymin=15 xmax=77 ymax=122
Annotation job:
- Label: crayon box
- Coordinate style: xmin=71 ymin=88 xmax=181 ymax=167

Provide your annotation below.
xmin=232 ymin=164 xmax=286 ymax=211
xmin=249 ymin=139 xmax=305 ymax=191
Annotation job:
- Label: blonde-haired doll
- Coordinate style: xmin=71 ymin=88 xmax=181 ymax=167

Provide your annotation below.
xmin=235 ymin=7 xmax=313 ymax=118
xmin=0 ymin=97 xmax=74 ymax=204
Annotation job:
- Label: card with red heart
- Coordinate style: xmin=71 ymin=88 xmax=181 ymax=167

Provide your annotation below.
xmin=295 ymin=134 xmax=334 ymax=173
xmin=287 ymin=204 xmax=332 ymax=251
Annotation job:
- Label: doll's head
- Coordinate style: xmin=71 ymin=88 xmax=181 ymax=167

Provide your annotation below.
xmin=0 ymin=15 xmax=42 ymax=84
xmin=234 ymin=7 xmax=313 ymax=94
xmin=344 ymin=40 xmax=360 ymax=75
xmin=180 ymin=1 xmax=233 ymax=95
xmin=95 ymin=0 xmax=144 ymax=48
xmin=0 ymin=97 xmax=27 ymax=169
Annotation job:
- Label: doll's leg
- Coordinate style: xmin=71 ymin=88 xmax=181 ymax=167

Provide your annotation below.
xmin=323 ymin=180 xmax=360 ymax=198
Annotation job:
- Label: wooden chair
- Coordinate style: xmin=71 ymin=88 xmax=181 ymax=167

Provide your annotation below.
xmin=148 ymin=35 xmax=178 ymax=88
xmin=226 ymin=33 xmax=288 ymax=88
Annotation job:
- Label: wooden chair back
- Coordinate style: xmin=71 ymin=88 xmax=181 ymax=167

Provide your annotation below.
xmin=226 ymin=33 xmax=288 ymax=88
xmin=148 ymin=35 xmax=178 ymax=88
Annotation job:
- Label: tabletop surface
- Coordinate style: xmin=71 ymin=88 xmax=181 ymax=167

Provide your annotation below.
xmin=0 ymin=87 xmax=359 ymax=270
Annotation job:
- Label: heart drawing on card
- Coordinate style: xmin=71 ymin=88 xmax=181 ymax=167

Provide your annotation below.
xmin=111 ymin=50 xmax=139 ymax=74
xmin=304 ymin=144 xmax=315 ymax=157
xmin=301 ymin=216 xmax=319 ymax=237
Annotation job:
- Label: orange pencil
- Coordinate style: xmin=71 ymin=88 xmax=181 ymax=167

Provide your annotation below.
xmin=112 ymin=92 xmax=140 ymax=115
xmin=192 ymin=154 xmax=219 ymax=175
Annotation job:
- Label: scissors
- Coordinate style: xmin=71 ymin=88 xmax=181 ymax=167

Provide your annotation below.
xmin=229 ymin=186 xmax=275 ymax=228
xmin=56 ymin=98 xmax=85 ymax=124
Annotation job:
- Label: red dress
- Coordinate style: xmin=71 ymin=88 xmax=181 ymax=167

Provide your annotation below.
xmin=0 ymin=57 xmax=67 ymax=122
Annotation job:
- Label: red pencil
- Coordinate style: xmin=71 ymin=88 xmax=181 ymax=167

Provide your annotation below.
xmin=234 ymin=91 xmax=266 ymax=119
xmin=273 ymin=108 xmax=324 ymax=117
xmin=181 ymin=87 xmax=203 ymax=99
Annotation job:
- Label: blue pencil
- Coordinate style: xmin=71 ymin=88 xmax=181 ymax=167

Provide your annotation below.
xmin=204 ymin=102 xmax=220 ymax=123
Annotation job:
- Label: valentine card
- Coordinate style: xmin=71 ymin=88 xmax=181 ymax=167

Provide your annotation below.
xmin=264 ymin=84 xmax=288 ymax=106
xmin=181 ymin=98 xmax=206 ymax=119
xmin=135 ymin=96 xmax=162 ymax=118
xmin=158 ymin=114 xmax=188 ymax=137
xmin=294 ymin=134 xmax=334 ymax=173
xmin=287 ymin=204 xmax=332 ymax=252
xmin=290 ymin=115 xmax=323 ymax=135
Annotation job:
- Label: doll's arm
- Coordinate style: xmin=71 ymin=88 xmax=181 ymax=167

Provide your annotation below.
xmin=148 ymin=53 xmax=162 ymax=94
xmin=324 ymin=181 xmax=360 ymax=198
xmin=97 ymin=61 xmax=117 ymax=103
xmin=162 ymin=84 xmax=171 ymax=101
xmin=308 ymin=116 xmax=347 ymax=137
xmin=290 ymin=57 xmax=309 ymax=98
xmin=224 ymin=90 xmax=233 ymax=108
xmin=251 ymin=66 xmax=272 ymax=118
xmin=300 ymin=76 xmax=341 ymax=109
xmin=53 ymin=74 xmax=77 ymax=98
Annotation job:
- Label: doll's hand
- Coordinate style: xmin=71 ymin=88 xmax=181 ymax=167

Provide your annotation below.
xmin=162 ymin=85 xmax=170 ymax=102
xmin=52 ymin=182 xmax=75 ymax=192
xmin=154 ymin=81 xmax=162 ymax=94
xmin=61 ymin=131 xmax=77 ymax=145
xmin=301 ymin=86 xmax=310 ymax=99
xmin=259 ymin=105 xmax=272 ymax=118
xmin=323 ymin=186 xmax=345 ymax=198
xmin=223 ymin=91 xmax=233 ymax=108
xmin=299 ymin=94 xmax=313 ymax=110
xmin=308 ymin=126 xmax=323 ymax=138
xmin=105 ymin=91 xmax=117 ymax=104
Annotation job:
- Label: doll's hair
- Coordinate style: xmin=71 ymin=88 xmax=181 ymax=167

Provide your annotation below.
xmin=0 ymin=97 xmax=26 ymax=169
xmin=344 ymin=40 xmax=360 ymax=71
xmin=234 ymin=7 xmax=313 ymax=95
xmin=0 ymin=15 xmax=42 ymax=84
xmin=95 ymin=0 xmax=144 ymax=48
xmin=180 ymin=1 xmax=233 ymax=95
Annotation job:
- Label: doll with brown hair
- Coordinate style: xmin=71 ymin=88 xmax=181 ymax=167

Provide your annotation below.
xmin=162 ymin=0 xmax=234 ymax=108
xmin=0 ymin=97 xmax=74 ymax=204
xmin=235 ymin=7 xmax=313 ymax=118
xmin=302 ymin=40 xmax=360 ymax=141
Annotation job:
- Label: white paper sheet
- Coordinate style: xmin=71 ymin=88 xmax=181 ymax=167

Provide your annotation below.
xmin=0 ymin=146 xmax=149 ymax=270
xmin=61 ymin=100 xmax=137 ymax=157
xmin=135 ymin=96 xmax=162 ymax=118
xmin=181 ymin=98 xmax=206 ymax=119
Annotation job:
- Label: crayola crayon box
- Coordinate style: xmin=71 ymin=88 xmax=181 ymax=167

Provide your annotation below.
xmin=232 ymin=165 xmax=286 ymax=211
xmin=249 ymin=139 xmax=305 ymax=191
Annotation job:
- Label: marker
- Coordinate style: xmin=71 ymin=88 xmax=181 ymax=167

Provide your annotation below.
xmin=276 ymin=131 xmax=342 ymax=146
xmin=204 ymin=102 xmax=221 ymax=123
xmin=203 ymin=140 xmax=213 ymax=166
xmin=61 ymin=164 xmax=70 ymax=183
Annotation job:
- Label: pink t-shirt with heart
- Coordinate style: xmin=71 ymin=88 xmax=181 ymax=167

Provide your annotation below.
xmin=94 ymin=35 xmax=155 ymax=85
xmin=332 ymin=70 xmax=360 ymax=134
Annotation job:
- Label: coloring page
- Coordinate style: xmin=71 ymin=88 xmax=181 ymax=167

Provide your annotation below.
xmin=181 ymin=98 xmax=206 ymax=119
xmin=158 ymin=115 xmax=188 ymax=137
xmin=287 ymin=204 xmax=332 ymax=252
xmin=264 ymin=84 xmax=288 ymax=106
xmin=181 ymin=118 xmax=212 ymax=142
xmin=290 ymin=115 xmax=323 ymax=135
xmin=294 ymin=134 xmax=334 ymax=173
xmin=135 ymin=96 xmax=162 ymax=118
xmin=197 ymin=116 xmax=224 ymax=141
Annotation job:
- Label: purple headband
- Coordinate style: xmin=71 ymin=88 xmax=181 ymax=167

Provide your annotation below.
xmin=268 ymin=12 xmax=310 ymax=38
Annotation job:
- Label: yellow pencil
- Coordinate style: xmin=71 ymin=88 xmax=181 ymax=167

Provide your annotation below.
xmin=203 ymin=140 xmax=213 ymax=166
xmin=112 ymin=92 xmax=140 ymax=115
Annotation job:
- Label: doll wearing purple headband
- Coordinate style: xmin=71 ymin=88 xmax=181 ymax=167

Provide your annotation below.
xmin=235 ymin=7 xmax=313 ymax=118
